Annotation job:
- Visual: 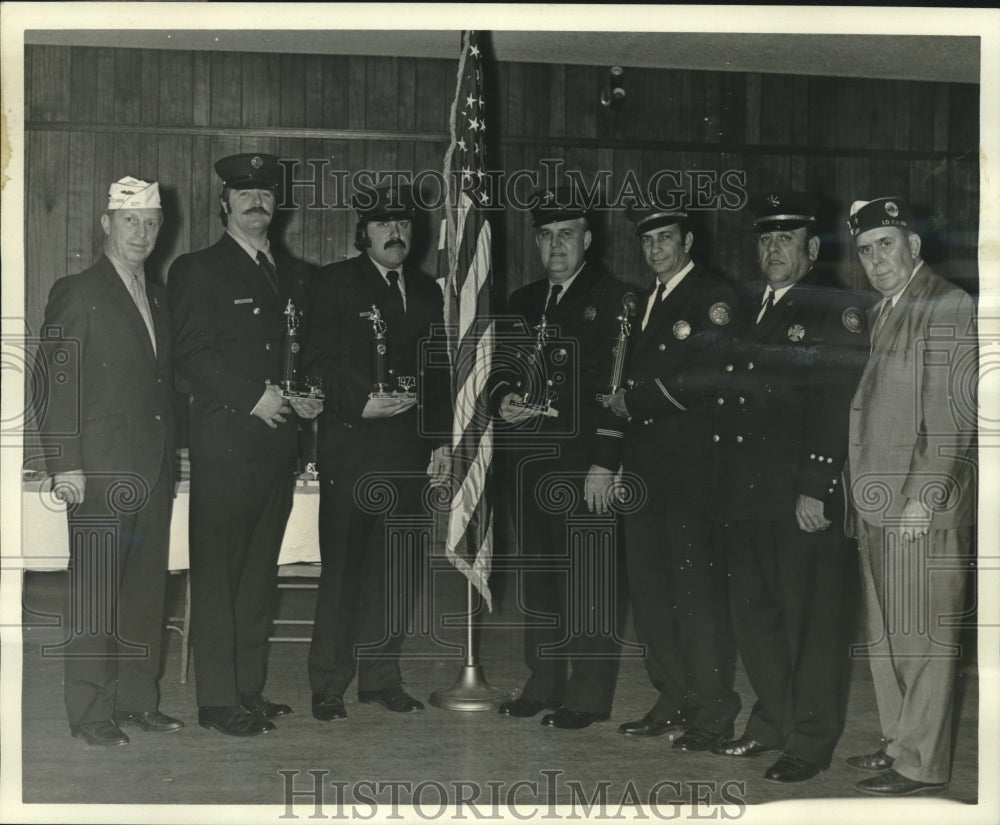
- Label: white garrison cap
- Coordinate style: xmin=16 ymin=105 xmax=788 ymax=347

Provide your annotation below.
xmin=107 ymin=176 xmax=161 ymax=210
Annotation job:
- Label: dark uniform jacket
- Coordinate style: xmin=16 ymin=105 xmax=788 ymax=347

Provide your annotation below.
xmin=168 ymin=233 xmax=310 ymax=465
xmin=713 ymin=272 xmax=870 ymax=523
xmin=302 ymin=252 xmax=450 ymax=435
xmin=621 ymin=264 xmax=737 ymax=499
xmin=41 ymin=254 xmax=174 ymax=488
xmin=492 ymin=263 xmax=631 ymax=471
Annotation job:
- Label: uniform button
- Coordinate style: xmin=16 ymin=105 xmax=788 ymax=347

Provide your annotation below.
xmin=810 ymin=453 xmax=816 ymax=459
xmin=712 ymin=434 xmax=720 ymax=442
xmin=829 ymin=488 xmax=835 ymax=493
xmin=833 ymin=479 xmax=839 ymax=486
xmin=827 ymin=457 xmax=833 ymax=463
xmin=154 ymin=414 xmax=162 ymax=421
xmin=265 ymin=343 xmax=272 ymax=351
xmin=658 ymin=343 xmax=666 ymax=352
xmin=717 ymin=397 xmax=725 ymax=405
xmin=738 ymin=396 xmax=745 ymax=405
xmin=736 ymin=435 xmax=744 ymax=443
xmin=817 ymin=455 xmax=824 ymax=462
xmin=157 ymin=378 xmax=162 ymax=384
xmin=725 ymin=364 xmax=734 ymax=372
xmin=747 ymin=362 xmax=754 ymax=370
xmin=253 ymin=307 xmax=262 ymax=316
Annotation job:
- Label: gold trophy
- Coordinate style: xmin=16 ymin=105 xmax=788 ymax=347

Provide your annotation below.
xmin=360 ymin=304 xmax=417 ymax=399
xmin=509 ymin=314 xmax=560 ymax=418
xmin=597 ymin=292 xmax=637 ymax=403
xmin=279 ymin=300 xmax=324 ymax=399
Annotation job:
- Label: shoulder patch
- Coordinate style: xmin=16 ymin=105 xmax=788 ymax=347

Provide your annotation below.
xmin=842 ymin=306 xmax=864 ymax=333
xmin=708 ymin=302 xmax=732 ymax=326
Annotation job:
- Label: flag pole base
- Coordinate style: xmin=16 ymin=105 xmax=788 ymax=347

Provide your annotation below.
xmin=429 ymin=664 xmax=508 ymax=712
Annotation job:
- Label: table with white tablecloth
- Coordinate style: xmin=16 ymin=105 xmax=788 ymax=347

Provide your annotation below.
xmin=17 ymin=477 xmax=322 ymax=683
xmin=18 ymin=478 xmax=321 ymax=571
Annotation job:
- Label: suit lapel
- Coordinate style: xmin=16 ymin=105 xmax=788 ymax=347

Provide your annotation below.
xmin=220 ymin=233 xmax=281 ymax=311
xmin=98 ymin=256 xmax=159 ymax=365
xmin=633 ymin=267 xmax=697 ymax=354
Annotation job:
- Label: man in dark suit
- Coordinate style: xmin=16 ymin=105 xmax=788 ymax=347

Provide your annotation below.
xmin=709 ymin=192 xmax=869 ymax=783
xmin=169 ymin=153 xmax=322 ymax=737
xmin=493 ymin=188 xmax=631 ymax=730
xmin=844 ymin=197 xmax=976 ymax=796
xmin=304 ymin=184 xmax=450 ymax=721
xmin=604 ymin=202 xmax=741 ymax=751
xmin=39 ymin=176 xmax=182 ymax=746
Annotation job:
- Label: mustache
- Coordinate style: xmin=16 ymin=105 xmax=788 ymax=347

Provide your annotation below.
xmin=383 ymin=239 xmax=406 ymax=250
xmin=243 ymin=206 xmax=271 ymax=215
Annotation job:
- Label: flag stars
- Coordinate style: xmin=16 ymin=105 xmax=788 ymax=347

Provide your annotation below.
xmin=468 ymin=117 xmax=480 ymax=131
xmin=457 ymin=138 xmax=467 ymax=152
xmin=465 ymin=93 xmax=477 ymax=108
xmin=470 ymin=44 xmax=480 ymax=57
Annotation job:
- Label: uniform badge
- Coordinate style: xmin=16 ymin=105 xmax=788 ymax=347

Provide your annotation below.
xmin=583 ymin=306 xmax=597 ymax=321
xmin=251 ymin=155 xmax=264 ymax=169
xmin=673 ymin=321 xmax=691 ymax=340
xmin=842 ymin=306 xmax=864 ymax=333
xmin=767 ymin=194 xmax=780 ymax=207
xmin=708 ymin=302 xmax=732 ymax=326
xmin=885 ymin=201 xmax=899 ymax=217
xmin=787 ymin=324 xmax=805 ymax=342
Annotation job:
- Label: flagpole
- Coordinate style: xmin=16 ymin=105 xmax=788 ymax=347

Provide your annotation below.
xmin=429 ymin=580 xmax=506 ymax=711
xmin=430 ymin=29 xmax=507 ymax=712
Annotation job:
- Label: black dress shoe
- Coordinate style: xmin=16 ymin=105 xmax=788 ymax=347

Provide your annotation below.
xmin=855 ymin=769 xmax=946 ymax=796
xmin=672 ymin=727 xmax=733 ymax=752
xmin=711 ymin=736 xmax=776 ymax=758
xmin=846 ymin=748 xmax=894 ymax=771
xmin=199 ymin=706 xmax=276 ymax=737
xmin=70 ymin=720 xmax=129 ymax=747
xmin=312 ymin=693 xmax=348 ymax=722
xmin=113 ymin=710 xmax=184 ymax=733
xmin=358 ymin=685 xmax=424 ymax=713
xmin=240 ymin=692 xmax=293 ymax=718
xmin=763 ymin=754 xmax=821 ymax=784
xmin=618 ymin=713 xmax=687 ymax=738
xmin=540 ymin=708 xmax=610 ymax=729
xmin=497 ymin=697 xmax=560 ymax=718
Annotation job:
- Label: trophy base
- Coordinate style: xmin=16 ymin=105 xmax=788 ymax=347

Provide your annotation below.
xmin=369 ymin=391 xmax=417 ymax=401
xmin=509 ymin=399 xmax=559 ymax=418
xmin=281 ymin=388 xmax=325 ymax=400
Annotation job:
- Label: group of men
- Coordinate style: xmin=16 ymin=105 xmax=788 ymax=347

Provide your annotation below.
xmin=38 ymin=154 xmax=975 ymax=799
xmin=491 ymin=187 xmax=975 ymax=798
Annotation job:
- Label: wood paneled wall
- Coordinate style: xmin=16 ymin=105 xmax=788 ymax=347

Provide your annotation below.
xmin=24 ymin=43 xmax=980 ymax=339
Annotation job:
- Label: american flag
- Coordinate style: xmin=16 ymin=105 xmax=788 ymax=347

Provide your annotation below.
xmin=440 ymin=30 xmax=494 ymax=610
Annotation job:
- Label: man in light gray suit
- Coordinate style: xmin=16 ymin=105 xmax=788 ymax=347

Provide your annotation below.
xmin=844 ymin=197 xmax=976 ymax=796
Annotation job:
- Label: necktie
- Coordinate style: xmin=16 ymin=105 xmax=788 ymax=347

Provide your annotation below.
xmin=641 ymin=281 xmax=667 ymax=331
xmin=755 ymin=287 xmax=775 ymax=325
xmin=256 ymin=250 xmax=279 ymax=294
xmin=128 ymin=273 xmax=157 ymax=355
xmin=384 ymin=269 xmax=405 ymax=327
xmin=871 ymin=299 xmax=893 ymax=347
xmin=544 ymin=283 xmax=563 ymax=318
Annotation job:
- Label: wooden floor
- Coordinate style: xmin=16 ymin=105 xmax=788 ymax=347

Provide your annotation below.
xmin=15 ymin=564 xmax=984 ymax=821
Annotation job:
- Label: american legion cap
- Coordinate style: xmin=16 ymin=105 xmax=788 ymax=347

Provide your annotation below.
xmin=847 ymin=197 xmax=915 ymax=238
